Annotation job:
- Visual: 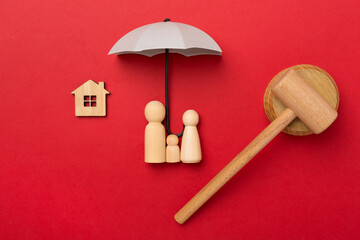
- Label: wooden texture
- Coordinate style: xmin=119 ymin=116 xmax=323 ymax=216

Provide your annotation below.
xmin=174 ymin=66 xmax=339 ymax=224
xmin=71 ymin=80 xmax=110 ymax=116
xmin=264 ymin=64 xmax=339 ymax=135
xmin=272 ymin=69 xmax=338 ymax=134
xmin=144 ymin=101 xmax=166 ymax=163
xmin=180 ymin=110 xmax=202 ymax=163
xmin=166 ymin=135 xmax=180 ymax=163
xmin=175 ymin=108 xmax=297 ymax=224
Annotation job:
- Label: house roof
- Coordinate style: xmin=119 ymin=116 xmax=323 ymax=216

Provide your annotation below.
xmin=71 ymin=80 xmax=110 ymax=94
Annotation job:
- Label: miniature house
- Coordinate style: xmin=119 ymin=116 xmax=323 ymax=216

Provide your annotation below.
xmin=71 ymin=80 xmax=110 ymax=116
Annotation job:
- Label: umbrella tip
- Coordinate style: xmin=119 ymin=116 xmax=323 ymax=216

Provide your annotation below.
xmin=163 ymin=18 xmax=170 ymax=22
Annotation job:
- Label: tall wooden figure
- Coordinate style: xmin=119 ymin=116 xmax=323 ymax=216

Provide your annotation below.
xmin=181 ymin=110 xmax=202 ymax=163
xmin=145 ymin=101 xmax=166 ymax=163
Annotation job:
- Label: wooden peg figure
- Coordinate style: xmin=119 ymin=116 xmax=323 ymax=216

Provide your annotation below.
xmin=144 ymin=101 xmax=166 ymax=163
xmin=166 ymin=135 xmax=180 ymax=163
xmin=180 ymin=110 xmax=202 ymax=163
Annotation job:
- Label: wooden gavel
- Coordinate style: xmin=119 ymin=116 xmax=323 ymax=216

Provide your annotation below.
xmin=174 ymin=67 xmax=338 ymax=224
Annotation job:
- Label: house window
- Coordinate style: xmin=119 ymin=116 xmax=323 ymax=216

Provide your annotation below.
xmin=84 ymin=95 xmax=96 ymax=107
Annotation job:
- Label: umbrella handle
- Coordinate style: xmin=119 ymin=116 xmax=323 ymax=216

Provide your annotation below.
xmin=165 ymin=48 xmax=185 ymax=137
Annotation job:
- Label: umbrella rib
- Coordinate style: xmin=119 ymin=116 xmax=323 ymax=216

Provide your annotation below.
xmin=165 ymin=48 xmax=185 ymax=137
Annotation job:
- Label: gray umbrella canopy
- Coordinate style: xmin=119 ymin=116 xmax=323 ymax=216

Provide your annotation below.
xmin=108 ymin=21 xmax=222 ymax=57
xmin=109 ymin=19 xmax=222 ymax=136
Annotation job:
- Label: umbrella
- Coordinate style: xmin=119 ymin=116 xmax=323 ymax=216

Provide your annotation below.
xmin=109 ymin=18 xmax=222 ymax=136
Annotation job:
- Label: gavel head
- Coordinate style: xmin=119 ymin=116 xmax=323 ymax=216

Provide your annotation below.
xmin=271 ymin=68 xmax=338 ymax=134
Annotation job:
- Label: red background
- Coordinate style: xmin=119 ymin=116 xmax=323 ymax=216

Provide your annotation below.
xmin=1 ymin=0 xmax=359 ymax=239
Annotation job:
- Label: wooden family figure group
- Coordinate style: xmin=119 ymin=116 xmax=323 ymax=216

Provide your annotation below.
xmin=144 ymin=101 xmax=202 ymax=163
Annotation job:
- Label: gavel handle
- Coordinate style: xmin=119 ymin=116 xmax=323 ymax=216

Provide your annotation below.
xmin=174 ymin=108 xmax=297 ymax=224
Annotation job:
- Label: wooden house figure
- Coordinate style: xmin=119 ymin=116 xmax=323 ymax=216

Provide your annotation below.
xmin=71 ymin=80 xmax=110 ymax=116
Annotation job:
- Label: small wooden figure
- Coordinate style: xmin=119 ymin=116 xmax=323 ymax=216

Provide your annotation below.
xmin=166 ymin=135 xmax=180 ymax=163
xmin=145 ymin=101 xmax=166 ymax=163
xmin=180 ymin=110 xmax=202 ymax=163
xmin=71 ymin=80 xmax=110 ymax=116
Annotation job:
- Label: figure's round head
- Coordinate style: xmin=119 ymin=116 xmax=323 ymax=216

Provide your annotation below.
xmin=145 ymin=101 xmax=166 ymax=122
xmin=182 ymin=110 xmax=199 ymax=126
xmin=166 ymin=135 xmax=179 ymax=145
